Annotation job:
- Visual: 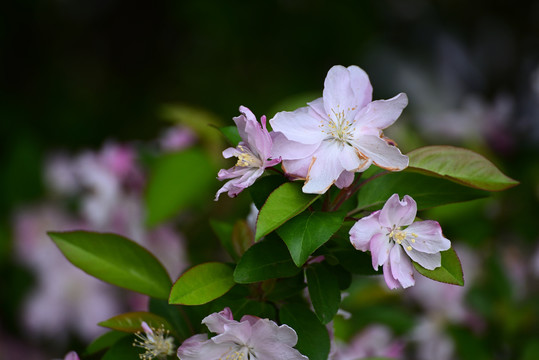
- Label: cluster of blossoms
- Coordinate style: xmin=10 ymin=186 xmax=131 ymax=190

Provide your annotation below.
xmin=216 ymin=65 xmax=450 ymax=290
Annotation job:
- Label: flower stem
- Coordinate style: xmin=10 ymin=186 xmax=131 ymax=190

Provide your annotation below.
xmin=330 ymin=170 xmax=389 ymax=211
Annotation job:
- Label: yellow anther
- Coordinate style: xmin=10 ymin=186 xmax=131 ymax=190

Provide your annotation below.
xmin=412 ymin=233 xmax=418 ymax=237
xmin=406 ymin=246 xmax=412 ymax=251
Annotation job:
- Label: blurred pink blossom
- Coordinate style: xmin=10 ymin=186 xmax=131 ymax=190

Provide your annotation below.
xmin=331 ymin=325 xmax=404 ymax=360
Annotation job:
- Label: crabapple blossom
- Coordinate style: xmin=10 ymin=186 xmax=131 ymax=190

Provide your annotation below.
xmin=270 ymin=65 xmax=408 ymax=194
xmin=349 ymin=194 xmax=451 ymax=289
xmin=133 ymin=321 xmax=175 ymax=360
xmin=177 ymin=307 xmax=308 ymax=360
xmin=215 ymin=106 xmax=280 ymax=200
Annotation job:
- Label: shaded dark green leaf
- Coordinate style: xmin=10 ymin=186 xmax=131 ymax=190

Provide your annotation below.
xmin=306 ymin=263 xmax=341 ymax=324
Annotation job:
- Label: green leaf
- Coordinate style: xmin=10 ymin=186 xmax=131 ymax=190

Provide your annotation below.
xmin=169 ymin=262 xmax=235 ymax=305
xmin=277 ymin=211 xmax=345 ymax=266
xmin=249 ymin=175 xmax=287 ymax=210
xmin=255 ymin=182 xmax=320 ymax=241
xmin=48 ymin=231 xmax=171 ymax=299
xmin=413 ymin=247 xmax=464 ymax=286
xmin=149 ymin=298 xmax=193 ymax=341
xmin=98 ymin=312 xmax=175 ymax=336
xmin=356 ymin=172 xmax=488 ymax=211
xmin=219 ymin=125 xmax=242 ymax=146
xmin=306 ymin=263 xmax=341 ymax=324
xmin=145 ymin=149 xmax=215 ymax=226
xmin=279 ymin=303 xmax=330 ymax=360
xmin=233 ymin=235 xmax=301 ymax=283
xmin=102 ymin=335 xmax=143 ymax=360
xmin=85 ymin=331 xmax=128 ymax=355
xmin=210 ymin=220 xmax=237 ymax=261
xmin=408 ymin=145 xmax=518 ymax=191
xmin=265 ymin=272 xmax=306 ymax=301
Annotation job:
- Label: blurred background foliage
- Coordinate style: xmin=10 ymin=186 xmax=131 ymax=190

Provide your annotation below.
xmin=1 ymin=0 xmax=538 ymax=359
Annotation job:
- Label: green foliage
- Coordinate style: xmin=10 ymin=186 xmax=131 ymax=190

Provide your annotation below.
xmin=145 ymin=149 xmax=215 ymax=226
xmin=85 ymin=331 xmax=128 ymax=355
xmin=102 ymin=335 xmax=143 ymax=360
xmin=306 ymin=263 xmax=341 ymax=324
xmin=255 ymin=182 xmax=320 ymax=241
xmin=356 ymin=171 xmax=488 ymax=211
xmin=249 ymin=175 xmax=287 ymax=209
xmin=209 ymin=219 xmax=237 ymax=260
xmin=413 ymin=247 xmax=464 ymax=286
xmin=277 ymin=210 xmax=345 ymax=266
xmin=279 ymin=303 xmax=330 ymax=360
xmin=149 ymin=298 xmax=194 ymax=341
xmin=219 ymin=125 xmax=242 ymax=146
xmin=98 ymin=312 xmax=176 ymax=337
xmin=48 ymin=231 xmax=171 ymax=299
xmin=233 ymin=235 xmax=301 ymax=283
xmin=408 ymin=145 xmax=519 ymax=191
xmin=169 ymin=262 xmax=235 ymax=305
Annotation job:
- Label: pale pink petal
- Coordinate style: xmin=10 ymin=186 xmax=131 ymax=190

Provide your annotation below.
xmin=215 ymin=168 xmax=265 ymax=200
xmin=405 ymin=220 xmax=451 ymax=253
xmin=271 ymin=132 xmax=320 ymax=160
xmin=222 ymin=146 xmax=242 ymax=159
xmin=282 ymin=157 xmax=313 ymax=179
xmin=250 ymin=320 xmax=307 ymax=360
xmin=349 ymin=211 xmax=383 ymax=251
xmin=302 ymin=142 xmax=346 ymax=194
xmin=378 ymin=194 xmax=417 ymax=228
xmin=202 ymin=307 xmax=235 ymax=333
xmin=323 ymin=66 xmax=361 ymax=123
xmin=335 ymin=170 xmax=356 ymax=188
xmin=383 ymin=261 xmax=401 ymax=290
xmin=354 ymin=93 xmax=408 ymax=131
xmin=238 ymin=107 xmax=273 ymax=159
xmin=307 ymin=97 xmax=326 ymax=119
xmin=339 ymin=145 xmax=366 ymax=172
xmin=270 ymin=106 xmax=325 ymax=145
xmin=405 ymin=248 xmax=442 ymax=270
xmin=369 ymin=233 xmax=393 ymax=270
xmin=176 ymin=334 xmax=233 ymax=360
xmin=212 ymin=321 xmax=252 ymax=345
xmin=217 ymin=166 xmax=250 ymax=181
xmin=389 ymin=245 xmax=415 ymax=288
xmin=351 ymin=135 xmax=409 ymax=171
xmin=348 ymin=65 xmax=373 ymax=108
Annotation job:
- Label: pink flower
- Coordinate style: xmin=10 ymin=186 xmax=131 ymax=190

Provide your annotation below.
xmin=215 ymin=106 xmax=281 ymax=200
xmin=177 ymin=308 xmax=308 ymax=360
xmin=133 ymin=321 xmax=175 ymax=359
xmin=270 ymin=65 xmax=409 ymax=194
xmin=349 ymin=194 xmax=451 ymax=289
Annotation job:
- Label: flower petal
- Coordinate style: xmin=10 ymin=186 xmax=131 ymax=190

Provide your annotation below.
xmin=323 ymin=66 xmax=361 ymax=124
xmin=335 ymin=170 xmax=356 ymax=188
xmin=354 ymin=93 xmax=408 ymax=131
xmin=405 ymin=220 xmax=451 ymax=253
xmin=302 ymin=142 xmax=346 ymax=194
xmin=349 ymin=211 xmax=383 ymax=251
xmin=271 ymin=132 xmax=320 ymax=160
xmin=379 ymin=194 xmax=417 ymax=228
xmin=202 ymin=307 xmax=235 ymax=334
xmin=370 ymin=233 xmax=392 ymax=270
xmin=282 ymin=157 xmax=313 ymax=179
xmin=351 ymin=135 xmax=409 ymax=171
xmin=383 ymin=261 xmax=401 ymax=290
xmin=270 ymin=106 xmax=325 ymax=145
xmin=176 ymin=334 xmax=233 ymax=360
xmin=339 ymin=144 xmax=368 ymax=172
xmin=212 ymin=321 xmax=252 ymax=345
xmin=250 ymin=320 xmax=308 ymax=360
xmin=348 ymin=65 xmax=373 ymax=108
xmin=389 ymin=245 xmax=415 ymax=288
xmin=404 ymin=248 xmax=442 ymax=270
xmin=237 ymin=106 xmax=273 ymax=159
